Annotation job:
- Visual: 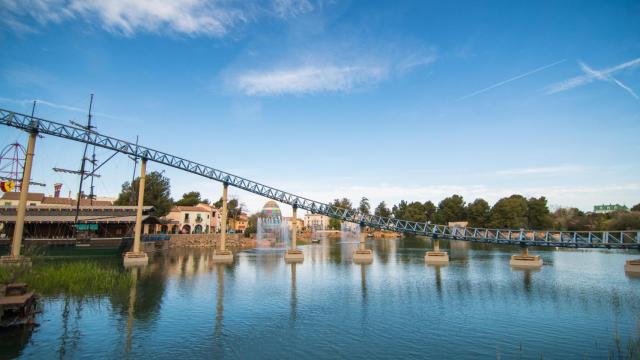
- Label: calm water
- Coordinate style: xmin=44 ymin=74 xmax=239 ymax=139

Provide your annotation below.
xmin=2 ymin=237 xmax=640 ymax=359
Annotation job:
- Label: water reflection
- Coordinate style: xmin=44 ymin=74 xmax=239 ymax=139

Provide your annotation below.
xmin=215 ymin=263 xmax=224 ymax=338
xmin=4 ymin=239 xmax=640 ymax=359
xmin=126 ymin=267 xmax=138 ymax=354
xmin=290 ymin=263 xmax=297 ymax=321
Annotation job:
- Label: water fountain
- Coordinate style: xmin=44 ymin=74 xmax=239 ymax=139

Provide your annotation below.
xmin=255 ymin=201 xmax=291 ymax=250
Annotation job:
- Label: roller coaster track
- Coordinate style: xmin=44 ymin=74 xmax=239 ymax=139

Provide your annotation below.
xmin=1 ymin=108 xmax=638 ymax=249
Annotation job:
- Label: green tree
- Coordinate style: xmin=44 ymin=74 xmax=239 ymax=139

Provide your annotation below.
xmin=328 ymin=218 xmax=341 ymax=230
xmin=392 ymin=200 xmax=408 ymax=219
xmin=527 ymin=196 xmax=553 ymax=229
xmin=606 ymin=212 xmax=640 ymax=230
xmin=244 ymin=213 xmax=259 ymax=237
xmin=327 ymin=198 xmax=353 ymax=230
xmin=435 ymin=195 xmax=466 ymax=224
xmin=489 ymin=195 xmax=528 ymax=229
xmin=423 ymin=201 xmax=436 ymax=222
xmin=466 ymin=198 xmax=490 ymax=227
xmin=358 ymin=197 xmax=371 ymax=215
xmin=331 ymin=198 xmax=353 ymax=210
xmin=114 ymin=171 xmax=173 ymax=216
xmin=404 ymin=201 xmax=428 ymax=222
xmin=175 ymin=191 xmax=208 ymax=206
xmin=374 ymin=201 xmax=391 ymax=217
xmin=631 ymin=203 xmax=640 ymax=212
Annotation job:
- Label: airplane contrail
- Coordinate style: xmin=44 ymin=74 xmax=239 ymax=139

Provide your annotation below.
xmin=547 ymin=57 xmax=640 ymax=96
xmin=455 ymin=59 xmax=566 ymax=102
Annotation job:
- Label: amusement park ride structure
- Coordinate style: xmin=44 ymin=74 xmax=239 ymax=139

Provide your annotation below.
xmin=0 ymin=101 xmax=638 ymax=272
xmin=0 ymin=142 xmax=45 ymax=191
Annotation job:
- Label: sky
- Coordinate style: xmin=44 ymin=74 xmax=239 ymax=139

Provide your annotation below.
xmin=0 ymin=0 xmax=639 ymax=217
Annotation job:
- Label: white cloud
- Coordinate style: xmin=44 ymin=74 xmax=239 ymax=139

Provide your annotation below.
xmin=395 ymin=52 xmax=438 ymax=73
xmin=547 ymin=57 xmax=640 ymax=97
xmin=294 ymin=182 xmax=640 ymax=212
xmin=235 ymin=65 xmax=387 ymax=95
xmin=229 ymin=46 xmax=437 ymax=96
xmin=0 ymin=0 xmax=315 ymax=36
xmin=495 ymin=165 xmax=586 ymax=176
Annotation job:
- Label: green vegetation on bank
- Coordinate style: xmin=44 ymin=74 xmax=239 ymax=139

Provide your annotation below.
xmin=0 ymin=260 xmax=132 ymax=297
xmin=380 ymin=195 xmax=640 ymax=231
xmin=242 ymin=194 xmax=639 ymax=234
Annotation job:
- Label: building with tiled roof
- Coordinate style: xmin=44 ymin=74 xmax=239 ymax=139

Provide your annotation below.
xmin=165 ymin=203 xmax=219 ymax=234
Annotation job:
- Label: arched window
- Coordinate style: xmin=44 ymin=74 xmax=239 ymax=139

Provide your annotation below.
xmin=194 ymin=224 xmax=203 ymax=234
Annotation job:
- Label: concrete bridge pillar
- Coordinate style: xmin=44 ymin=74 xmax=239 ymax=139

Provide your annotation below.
xmin=425 ymin=238 xmax=449 ymax=264
xmin=353 ymin=224 xmax=373 ymax=264
xmin=285 ymin=205 xmax=303 ymax=263
xmin=510 ymin=246 xmax=542 ymax=268
xmin=212 ymin=182 xmax=233 ymax=263
xmin=124 ymin=158 xmax=149 ymax=267
xmin=1 ymin=131 xmax=37 ymax=267
xmin=625 ymin=259 xmax=640 ymax=275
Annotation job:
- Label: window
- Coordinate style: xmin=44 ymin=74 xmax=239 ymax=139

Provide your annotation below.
xmin=184 ymin=213 xmax=190 ymax=222
xmin=29 ymin=203 xmax=36 ymax=206
xmin=4 ymin=202 xmax=10 ymax=206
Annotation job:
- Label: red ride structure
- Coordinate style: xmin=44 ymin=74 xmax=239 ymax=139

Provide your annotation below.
xmin=0 ymin=142 xmax=26 ymax=191
xmin=0 ymin=142 xmax=45 ymax=191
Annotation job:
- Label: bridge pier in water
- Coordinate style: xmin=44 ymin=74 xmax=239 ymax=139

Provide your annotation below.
xmin=284 ymin=205 xmax=304 ymax=263
xmin=0 ymin=130 xmax=37 ymax=267
xmin=625 ymin=259 xmax=640 ymax=275
xmin=509 ymin=246 xmax=542 ymax=268
xmin=123 ymin=158 xmax=149 ymax=267
xmin=353 ymin=224 xmax=373 ymax=264
xmin=425 ymin=238 xmax=449 ymax=264
xmin=212 ymin=182 xmax=234 ymax=263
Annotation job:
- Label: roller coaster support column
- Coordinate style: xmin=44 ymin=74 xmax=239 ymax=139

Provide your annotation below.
xmin=510 ymin=246 xmax=542 ymax=268
xmin=624 ymin=259 xmax=640 ymax=275
xmin=212 ymin=182 xmax=233 ymax=263
xmin=0 ymin=131 xmax=37 ymax=267
xmin=284 ymin=205 xmax=303 ymax=263
xmin=124 ymin=158 xmax=149 ymax=267
xmin=425 ymin=237 xmax=449 ymax=264
xmin=353 ymin=223 xmax=373 ymax=264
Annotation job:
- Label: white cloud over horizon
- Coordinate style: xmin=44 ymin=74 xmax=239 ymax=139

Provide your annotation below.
xmin=495 ymin=165 xmax=586 ymax=176
xmin=0 ymin=0 xmax=315 ymax=36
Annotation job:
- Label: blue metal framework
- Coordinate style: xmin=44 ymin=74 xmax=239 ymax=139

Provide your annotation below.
xmin=1 ymin=108 xmax=639 ymax=249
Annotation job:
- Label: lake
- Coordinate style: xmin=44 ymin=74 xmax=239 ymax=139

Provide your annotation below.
xmin=2 ymin=237 xmax=640 ymax=359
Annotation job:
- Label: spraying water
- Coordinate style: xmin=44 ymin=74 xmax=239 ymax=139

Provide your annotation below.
xmin=255 ymin=201 xmax=291 ymax=250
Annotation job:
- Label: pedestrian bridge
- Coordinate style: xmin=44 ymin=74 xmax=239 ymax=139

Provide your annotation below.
xmin=0 ymin=107 xmax=638 ymax=251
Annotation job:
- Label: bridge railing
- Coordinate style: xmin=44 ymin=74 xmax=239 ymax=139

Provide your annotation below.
xmin=1 ymin=108 xmax=639 ymax=249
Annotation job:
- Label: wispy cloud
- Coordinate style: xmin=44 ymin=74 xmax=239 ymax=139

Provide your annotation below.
xmin=547 ymin=57 xmax=640 ymax=98
xmin=495 ymin=165 xmax=586 ymax=176
xmin=235 ymin=65 xmax=387 ymax=96
xmin=229 ymin=45 xmax=437 ymax=96
xmin=0 ymin=96 xmax=126 ymax=121
xmin=0 ymin=0 xmax=316 ymax=36
xmin=455 ymin=59 xmax=566 ymax=102
xmin=295 ymin=182 xmax=640 ymax=211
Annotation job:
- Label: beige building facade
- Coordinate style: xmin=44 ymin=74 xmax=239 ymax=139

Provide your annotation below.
xmin=165 ymin=204 xmax=219 ymax=234
xmin=304 ymin=213 xmax=331 ymax=230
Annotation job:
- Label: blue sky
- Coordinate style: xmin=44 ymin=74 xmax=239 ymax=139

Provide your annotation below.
xmin=1 ymin=0 xmax=639 ymax=216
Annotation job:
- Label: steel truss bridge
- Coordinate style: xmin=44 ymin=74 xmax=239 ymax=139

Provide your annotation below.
xmin=1 ymin=108 xmax=639 ymax=249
